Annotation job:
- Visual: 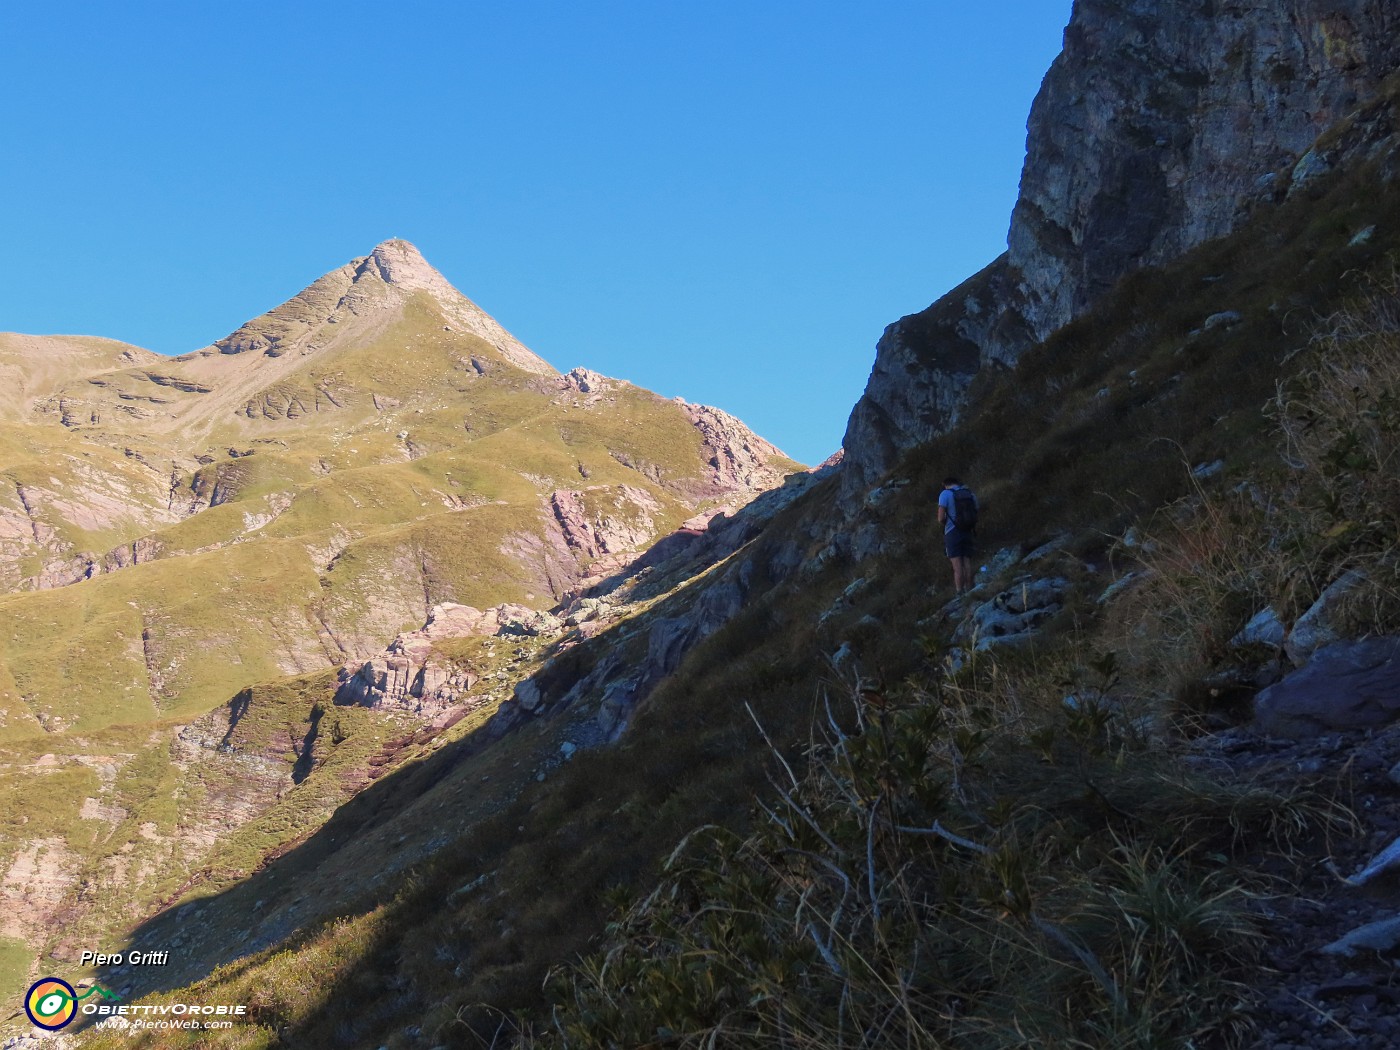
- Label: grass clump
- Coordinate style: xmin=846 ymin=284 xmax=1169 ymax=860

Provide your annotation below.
xmin=524 ymin=646 xmax=1312 ymax=1049
xmin=1272 ymin=266 xmax=1400 ymax=614
xmin=1106 ymin=265 xmax=1400 ymax=699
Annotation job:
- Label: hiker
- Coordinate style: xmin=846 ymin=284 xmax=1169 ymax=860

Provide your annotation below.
xmin=937 ymin=476 xmax=978 ymax=595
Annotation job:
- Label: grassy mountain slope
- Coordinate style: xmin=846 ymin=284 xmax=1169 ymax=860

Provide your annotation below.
xmin=62 ymin=77 xmax=1400 ymax=1050
xmin=0 ymin=242 xmax=800 ymax=1025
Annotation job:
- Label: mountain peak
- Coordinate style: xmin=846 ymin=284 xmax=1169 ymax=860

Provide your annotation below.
xmin=208 ymin=241 xmax=555 ymax=375
xmin=358 ymin=238 xmax=453 ymax=294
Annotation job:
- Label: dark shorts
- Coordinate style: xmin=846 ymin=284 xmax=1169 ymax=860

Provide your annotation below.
xmin=945 ymin=527 xmax=975 ymax=559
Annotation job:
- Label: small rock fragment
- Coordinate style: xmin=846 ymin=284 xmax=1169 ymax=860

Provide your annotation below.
xmin=1320 ymin=915 xmax=1400 ymax=957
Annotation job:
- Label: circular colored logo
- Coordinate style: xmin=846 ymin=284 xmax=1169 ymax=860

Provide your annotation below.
xmin=25 ymin=978 xmax=77 ymax=1030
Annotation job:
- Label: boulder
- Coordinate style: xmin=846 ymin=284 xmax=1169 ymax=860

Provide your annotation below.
xmin=817 ymin=577 xmax=870 ymax=629
xmin=863 ymin=478 xmax=910 ymax=513
xmin=982 ymin=546 xmax=1021 ymax=577
xmin=514 ymin=679 xmax=544 ymax=712
xmin=597 ymin=678 xmax=637 ymax=736
xmin=1350 ymin=224 xmax=1377 ymax=247
xmin=1231 ymin=606 xmax=1286 ymax=650
xmin=1346 ymin=835 xmax=1400 ymax=888
xmin=1021 ymin=536 xmax=1070 ymax=565
xmin=1202 ymin=310 xmax=1242 ymax=331
xmin=1320 ymin=915 xmax=1400 ymax=958
xmin=1097 ymin=570 xmax=1151 ymax=606
xmin=1286 ymin=570 xmax=1367 ymax=666
xmin=1289 ymin=147 xmax=1332 ymax=194
xmin=1254 ymin=636 xmax=1400 ymax=739
xmin=957 ymin=577 xmax=1069 ymax=647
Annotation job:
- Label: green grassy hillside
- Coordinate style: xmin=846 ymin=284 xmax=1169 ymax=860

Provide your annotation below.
xmin=60 ymin=87 xmax=1400 ymax=1050
xmin=0 ymin=242 xmax=799 ymax=1028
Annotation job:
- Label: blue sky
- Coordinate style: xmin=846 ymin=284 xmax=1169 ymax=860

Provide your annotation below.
xmin=2 ymin=2 xmax=1071 ymax=464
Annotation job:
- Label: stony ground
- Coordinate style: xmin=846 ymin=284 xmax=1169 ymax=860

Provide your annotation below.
xmin=1191 ymin=722 xmax=1400 ymax=1049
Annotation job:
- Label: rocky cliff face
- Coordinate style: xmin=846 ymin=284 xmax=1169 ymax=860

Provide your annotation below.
xmin=843 ymin=0 xmax=1400 ymax=488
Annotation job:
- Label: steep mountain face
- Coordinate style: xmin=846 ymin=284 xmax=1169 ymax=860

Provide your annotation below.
xmin=0 ymin=245 xmax=800 ymax=1004
xmin=0 ymin=242 xmax=797 ymax=735
xmin=843 ymin=0 xmax=1400 ymax=488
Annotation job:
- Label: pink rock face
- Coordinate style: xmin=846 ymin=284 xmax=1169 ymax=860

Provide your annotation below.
xmin=549 ymin=486 xmax=663 ymax=559
xmin=676 ymin=401 xmax=789 ymax=494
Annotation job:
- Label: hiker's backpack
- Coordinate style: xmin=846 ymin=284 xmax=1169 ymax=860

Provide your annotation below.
xmin=952 ymin=488 xmax=979 ymax=531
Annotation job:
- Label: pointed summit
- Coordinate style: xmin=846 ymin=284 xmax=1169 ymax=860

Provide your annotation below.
xmin=358 ymin=238 xmax=455 ymax=292
xmin=208 ymin=240 xmax=554 ymax=375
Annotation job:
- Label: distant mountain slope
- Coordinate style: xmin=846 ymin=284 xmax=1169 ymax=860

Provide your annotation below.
xmin=0 ymin=241 xmax=798 ymax=735
xmin=0 ymin=333 xmax=159 ymax=423
xmin=0 ymin=240 xmax=801 ymax=1017
xmin=30 ymin=240 xmax=553 ymax=446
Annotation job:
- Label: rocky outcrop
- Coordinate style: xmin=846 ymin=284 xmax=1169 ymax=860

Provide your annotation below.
xmin=955 ymin=576 xmax=1071 ymax=651
xmin=1254 ymin=636 xmax=1400 ymax=738
xmin=335 ymin=602 xmax=555 ymax=711
xmin=843 ymin=0 xmax=1400 ymax=489
xmin=1285 ymin=570 xmax=1368 ymax=666
xmin=495 ymin=572 xmax=749 ymax=741
xmin=676 ymin=400 xmax=792 ymax=494
xmin=488 ymin=467 xmax=840 ymax=742
xmin=102 ymin=535 xmax=163 ymax=573
xmin=550 ymin=486 xmax=664 ymax=560
xmin=558 ymin=367 xmax=614 ymax=395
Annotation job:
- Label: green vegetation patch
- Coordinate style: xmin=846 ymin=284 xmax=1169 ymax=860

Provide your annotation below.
xmin=0 ymin=935 xmax=35 ymax=1013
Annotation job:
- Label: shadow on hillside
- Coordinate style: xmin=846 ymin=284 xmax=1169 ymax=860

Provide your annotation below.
xmin=78 ymin=467 xmax=845 ymax=1042
xmin=218 ymin=688 xmax=251 ymax=747
xmin=86 ymin=695 xmax=523 ymax=1020
xmin=290 ymin=704 xmax=322 ymax=784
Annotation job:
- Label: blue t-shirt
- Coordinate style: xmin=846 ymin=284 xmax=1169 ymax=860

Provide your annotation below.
xmin=938 ymin=486 xmax=977 ymax=534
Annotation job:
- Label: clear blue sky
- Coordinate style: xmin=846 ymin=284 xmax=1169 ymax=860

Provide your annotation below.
xmin=2 ymin=1 xmax=1071 ymax=465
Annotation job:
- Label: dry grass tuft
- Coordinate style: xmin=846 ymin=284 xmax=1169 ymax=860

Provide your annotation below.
xmin=518 ymin=643 xmax=1321 ymax=1050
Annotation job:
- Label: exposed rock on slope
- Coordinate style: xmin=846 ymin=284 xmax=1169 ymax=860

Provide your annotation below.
xmin=0 ymin=334 xmax=159 ymax=422
xmin=0 ymin=240 xmax=800 ymax=731
xmin=334 ymin=601 xmax=550 ymax=711
xmin=843 ymin=0 xmax=1400 ymax=488
xmin=678 ymin=399 xmax=792 ymax=493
